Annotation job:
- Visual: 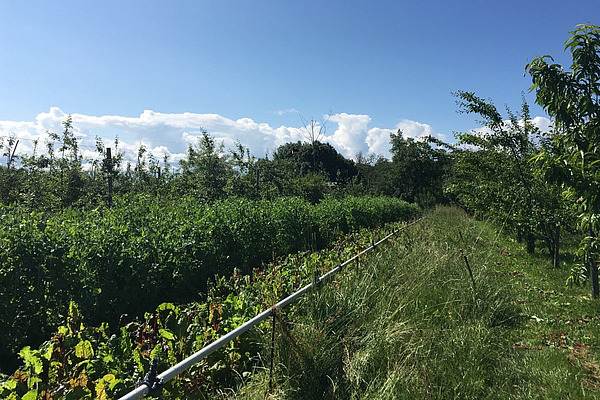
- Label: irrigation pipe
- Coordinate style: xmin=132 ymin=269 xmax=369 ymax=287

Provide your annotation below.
xmin=118 ymin=217 xmax=423 ymax=400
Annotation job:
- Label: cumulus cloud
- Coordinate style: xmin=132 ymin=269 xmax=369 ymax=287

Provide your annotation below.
xmin=0 ymin=107 xmax=453 ymax=165
xmin=327 ymin=113 xmax=372 ymax=158
xmin=531 ymin=116 xmax=553 ymax=133
xmin=365 ymin=127 xmax=394 ymax=158
xmin=396 ymin=119 xmax=439 ymax=140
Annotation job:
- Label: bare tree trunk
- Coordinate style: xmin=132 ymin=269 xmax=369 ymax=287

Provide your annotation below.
xmin=590 ymin=229 xmax=599 ymax=299
xmin=590 ymin=258 xmax=599 ymax=299
xmin=553 ymin=224 xmax=560 ymax=269
xmin=526 ymin=232 xmax=535 ymax=254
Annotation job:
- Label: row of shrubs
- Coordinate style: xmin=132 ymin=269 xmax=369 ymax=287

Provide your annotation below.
xmin=0 ymin=195 xmax=420 ymax=374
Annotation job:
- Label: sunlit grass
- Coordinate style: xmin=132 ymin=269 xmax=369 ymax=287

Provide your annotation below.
xmin=226 ymin=206 xmax=600 ymax=399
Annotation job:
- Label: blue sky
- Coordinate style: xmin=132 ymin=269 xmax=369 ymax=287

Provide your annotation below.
xmin=0 ymin=0 xmax=598 ymax=163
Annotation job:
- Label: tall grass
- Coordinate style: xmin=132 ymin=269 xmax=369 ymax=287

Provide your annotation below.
xmin=235 ymin=206 xmax=526 ymax=399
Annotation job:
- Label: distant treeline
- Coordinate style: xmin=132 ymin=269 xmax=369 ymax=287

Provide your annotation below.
xmin=0 ymin=108 xmax=579 ymax=261
xmin=0 ymin=117 xmax=451 ymax=209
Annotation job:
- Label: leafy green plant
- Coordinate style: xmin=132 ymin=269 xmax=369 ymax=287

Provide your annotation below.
xmin=527 ymin=23 xmax=600 ymax=297
xmin=451 ymin=91 xmax=571 ymax=261
xmin=1 ymin=216 xmax=412 ymax=399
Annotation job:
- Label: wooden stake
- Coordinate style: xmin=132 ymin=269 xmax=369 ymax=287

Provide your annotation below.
xmin=107 ymin=148 xmax=113 ymax=208
xmin=461 ymin=250 xmax=476 ymax=291
xmin=268 ymin=308 xmax=277 ymax=393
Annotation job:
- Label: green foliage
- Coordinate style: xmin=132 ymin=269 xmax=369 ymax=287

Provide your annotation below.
xmin=0 ymin=135 xmax=22 ymax=205
xmin=527 ymin=23 xmax=600 ymax=296
xmin=349 ymin=156 xmax=397 ymax=197
xmin=235 ymin=207 xmax=523 ymax=399
xmin=389 ymin=130 xmax=451 ymax=207
xmin=178 ymin=131 xmax=234 ymax=201
xmin=234 ymin=207 xmax=600 ymax=399
xmin=0 ymin=118 xmax=450 ymax=209
xmin=351 ymin=131 xmax=451 ymax=207
xmin=450 ymin=91 xmax=571 ymax=255
xmin=0 ymin=213 xmax=415 ymax=399
xmin=0 ymin=195 xmax=419 ymax=375
xmin=272 ymin=141 xmax=358 ymax=183
xmin=46 ymin=116 xmax=86 ymax=208
xmin=527 ymin=24 xmax=600 ymax=232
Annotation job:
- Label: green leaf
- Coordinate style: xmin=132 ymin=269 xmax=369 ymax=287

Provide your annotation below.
xmin=150 ymin=344 xmax=163 ymax=359
xmin=159 ymin=328 xmax=176 ymax=341
xmin=132 ymin=349 xmax=144 ymax=372
xmin=40 ymin=341 xmax=54 ymax=361
xmin=75 ymin=340 xmax=94 ymax=359
xmin=109 ymin=378 xmax=125 ymax=391
xmin=156 ymin=302 xmax=177 ymax=313
xmin=3 ymin=379 xmax=17 ymax=390
xmin=18 ymin=347 xmax=43 ymax=375
xmin=22 ymin=390 xmax=38 ymax=400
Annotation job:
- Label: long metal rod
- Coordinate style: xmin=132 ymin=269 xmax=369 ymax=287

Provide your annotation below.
xmin=118 ymin=217 xmax=422 ymax=400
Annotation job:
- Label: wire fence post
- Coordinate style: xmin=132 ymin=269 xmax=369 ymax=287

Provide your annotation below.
xmin=459 ymin=231 xmax=476 ymax=291
xmin=356 ymin=243 xmax=360 ymax=274
xmin=268 ymin=307 xmax=277 ymax=393
xmin=106 ymin=147 xmax=113 ymax=208
xmin=462 ymin=251 xmax=476 ymax=291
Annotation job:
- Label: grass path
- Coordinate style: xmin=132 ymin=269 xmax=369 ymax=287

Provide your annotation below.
xmin=491 ymin=219 xmax=600 ymax=397
xmin=230 ymin=206 xmax=600 ymax=399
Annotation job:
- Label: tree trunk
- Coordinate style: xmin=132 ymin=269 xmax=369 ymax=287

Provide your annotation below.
xmin=526 ymin=233 xmax=535 ymax=254
xmin=590 ymin=257 xmax=599 ymax=299
xmin=590 ymin=229 xmax=599 ymax=299
xmin=553 ymin=224 xmax=560 ymax=269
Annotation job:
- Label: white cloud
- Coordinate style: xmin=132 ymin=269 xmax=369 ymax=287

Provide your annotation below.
xmin=365 ymin=127 xmax=394 ymax=158
xmin=327 ymin=113 xmax=371 ymax=158
xmin=396 ymin=119 xmax=433 ymax=139
xmin=0 ymin=108 xmax=451 ymax=166
xmin=276 ymin=108 xmax=298 ymax=116
xmin=531 ymin=116 xmax=553 ymax=133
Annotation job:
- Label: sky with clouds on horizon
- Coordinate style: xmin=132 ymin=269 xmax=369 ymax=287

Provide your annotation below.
xmin=0 ymin=0 xmax=598 ymax=165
